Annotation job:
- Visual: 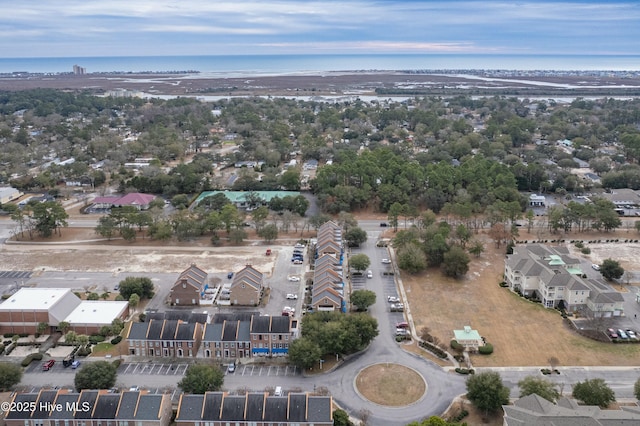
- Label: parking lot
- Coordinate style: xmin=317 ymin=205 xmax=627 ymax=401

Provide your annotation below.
xmin=119 ymin=362 xmax=189 ymax=375
xmin=229 ymin=364 xmax=300 ymax=377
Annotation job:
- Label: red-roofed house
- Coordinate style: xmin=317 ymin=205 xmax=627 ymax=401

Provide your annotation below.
xmin=92 ymin=193 xmax=157 ymax=210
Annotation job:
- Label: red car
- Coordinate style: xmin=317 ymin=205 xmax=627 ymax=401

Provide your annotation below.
xmin=607 ymin=328 xmax=618 ymax=339
xmin=42 ymin=360 xmax=55 ymax=371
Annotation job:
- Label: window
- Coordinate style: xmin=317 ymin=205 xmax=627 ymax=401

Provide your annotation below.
xmin=231 ymin=342 xmax=235 ymax=348
xmin=259 ymin=334 xmax=263 ymax=340
xmin=285 ymin=335 xmax=289 ymax=341
xmin=188 ymin=342 xmax=193 ymax=348
xmin=224 ymin=343 xmax=229 ymax=348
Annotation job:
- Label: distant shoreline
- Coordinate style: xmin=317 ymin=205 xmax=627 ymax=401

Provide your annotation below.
xmin=1 ymin=70 xmax=640 ymax=98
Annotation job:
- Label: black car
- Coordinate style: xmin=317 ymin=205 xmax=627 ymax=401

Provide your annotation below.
xmin=380 ymin=222 xmax=388 ymax=227
xmin=227 ymin=272 xmax=234 ymax=279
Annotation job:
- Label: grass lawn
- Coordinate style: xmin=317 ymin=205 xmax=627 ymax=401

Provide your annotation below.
xmin=355 ymin=363 xmax=425 ymax=406
xmin=401 ymin=233 xmax=640 ymax=367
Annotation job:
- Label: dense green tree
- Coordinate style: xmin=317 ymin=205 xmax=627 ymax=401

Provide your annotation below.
xmin=397 ymin=242 xmax=427 ymax=274
xmin=74 ymin=361 xmax=117 ymax=391
xmin=349 ymin=253 xmax=371 ymax=272
xmin=442 ymin=246 xmax=470 ymax=278
xmin=599 ymin=259 xmax=625 ymax=281
xmin=572 ymin=378 xmax=615 ymax=407
xmin=518 ymin=376 xmax=560 ymax=402
xmin=288 ymin=337 xmax=322 ymax=369
xmin=350 ymin=290 xmax=376 ymax=311
xmin=332 ymin=408 xmax=354 ymax=426
xmin=0 ymin=362 xmax=23 ymax=391
xmin=344 ymin=226 xmax=368 ymax=247
xmin=128 ymin=293 xmax=140 ymax=307
xmin=466 ymin=371 xmax=510 ymax=415
xmin=257 ymin=223 xmax=278 ymax=242
xmin=178 ymin=365 xmax=224 ymax=394
xmin=407 ymin=417 xmax=463 ymax=426
xmin=95 ymin=216 xmax=118 ymax=240
xmin=30 ymin=201 xmax=68 ymax=238
xmin=118 ymin=276 xmax=154 ymax=300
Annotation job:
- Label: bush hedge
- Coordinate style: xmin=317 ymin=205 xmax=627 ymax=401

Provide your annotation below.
xmin=455 ymin=368 xmax=475 ymax=375
xmin=112 ymin=359 xmax=122 ymax=368
xmin=418 ymin=341 xmax=448 ymax=359
xmin=21 ymin=353 xmax=43 ymax=367
xmin=450 ymin=339 xmax=463 ymax=350
xmin=76 ymin=347 xmax=92 ymax=357
xmin=89 ymin=335 xmax=106 ymax=344
xmin=450 ymin=410 xmax=469 ymax=423
xmin=110 ymin=336 xmax=122 ymax=345
xmin=479 ymin=343 xmax=494 ymax=355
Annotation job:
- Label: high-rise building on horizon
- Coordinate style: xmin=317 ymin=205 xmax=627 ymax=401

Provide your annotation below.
xmin=73 ymin=64 xmax=86 ymax=75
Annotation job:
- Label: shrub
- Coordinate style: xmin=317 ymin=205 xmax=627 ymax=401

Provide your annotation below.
xmin=479 ymin=343 xmax=494 ymax=355
xmin=76 ymin=347 xmax=92 ymax=357
xmin=18 ymin=333 xmax=28 ymax=338
xmin=541 ymin=368 xmax=552 ymax=374
xmin=581 ymin=247 xmax=591 ymax=254
xmin=499 ymin=281 xmax=509 ymax=287
xmin=450 ymin=339 xmax=463 ymax=350
xmin=89 ymin=335 xmax=105 ymax=344
xmin=418 ymin=341 xmax=447 ymax=359
xmin=455 ymin=368 xmax=475 ymax=375
xmin=110 ymin=336 xmax=122 ymax=345
xmin=112 ymin=359 xmax=122 ymax=368
xmin=450 ymin=409 xmax=469 ymax=422
xmin=20 ymin=353 xmax=43 ymax=367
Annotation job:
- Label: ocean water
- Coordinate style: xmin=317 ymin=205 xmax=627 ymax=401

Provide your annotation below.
xmin=1 ymin=54 xmax=640 ymax=75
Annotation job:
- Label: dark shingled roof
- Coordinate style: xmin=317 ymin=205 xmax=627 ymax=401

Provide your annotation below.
xmin=49 ymin=394 xmax=79 ymax=419
xmin=160 ymin=320 xmax=179 ymax=340
xmin=75 ymin=390 xmax=100 ymax=419
xmin=135 ymin=394 xmax=163 ymax=420
xmin=146 ymin=319 xmax=164 ymax=340
xmin=127 ymin=322 xmax=148 ymax=340
xmin=250 ymin=315 xmax=271 ymax=333
xmin=220 ymin=395 xmax=246 ymax=420
xmin=288 ymin=394 xmax=307 ymax=422
xmin=147 ymin=310 xmax=209 ymax=324
xmin=116 ymin=391 xmax=140 ymax=420
xmin=93 ymin=394 xmax=120 ymax=419
xmin=222 ymin=321 xmax=240 ymax=341
xmin=202 ymin=322 xmax=223 ymax=341
xmin=201 ymin=392 xmax=224 ymax=420
xmin=175 ymin=322 xmax=197 ymax=340
xmin=176 ymin=395 xmax=205 ymax=421
xmin=270 ymin=316 xmax=290 ymax=333
xmin=262 ymin=396 xmax=288 ymax=422
xmin=307 ymin=396 xmax=333 ymax=422
xmin=5 ymin=394 xmax=38 ymax=419
xmin=32 ymin=390 xmax=58 ymax=418
xmin=213 ymin=312 xmax=259 ymax=323
xmin=245 ymin=393 xmax=266 ymax=421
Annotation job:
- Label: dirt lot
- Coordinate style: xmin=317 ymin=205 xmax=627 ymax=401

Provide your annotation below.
xmin=402 ymin=228 xmax=640 ymax=367
xmin=0 ymin=227 xmax=307 ymax=274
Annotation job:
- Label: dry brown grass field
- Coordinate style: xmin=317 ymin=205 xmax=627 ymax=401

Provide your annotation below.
xmin=402 ymin=229 xmax=640 ymax=367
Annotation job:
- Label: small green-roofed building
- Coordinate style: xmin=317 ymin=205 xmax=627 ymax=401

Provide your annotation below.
xmin=547 ymin=255 xmax=565 ymax=266
xmin=453 ymin=326 xmax=484 ymax=350
xmin=195 ymin=191 xmax=301 ymax=208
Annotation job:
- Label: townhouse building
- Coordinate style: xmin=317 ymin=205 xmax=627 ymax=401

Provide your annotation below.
xmin=229 ymin=265 xmax=263 ymax=306
xmin=175 ymin=392 xmax=333 ymax=426
xmin=126 ymin=319 xmax=203 ymax=357
xmin=5 ymin=390 xmax=172 ymax=426
xmin=504 ymin=244 xmax=624 ymax=317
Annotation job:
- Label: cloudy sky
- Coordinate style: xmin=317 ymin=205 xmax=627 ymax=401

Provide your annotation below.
xmin=3 ymin=0 xmax=640 ymax=58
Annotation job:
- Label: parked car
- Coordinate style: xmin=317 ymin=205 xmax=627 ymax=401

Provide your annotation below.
xmin=367 ymin=270 xmax=373 ymax=278
xmin=390 ymin=303 xmax=404 ymax=312
xmin=295 ymin=243 xmax=305 ymax=249
xmin=592 ymin=264 xmax=600 ymax=271
xmin=227 ymin=272 xmax=234 ymax=279
xmin=618 ymin=329 xmax=629 ymax=339
xmin=286 ymin=293 xmax=298 ymax=300
xmin=71 ymin=360 xmax=80 ymax=369
xmin=396 ymin=321 xmax=409 ymax=329
xmin=381 ymin=259 xmax=391 ymax=264
xmin=387 ymin=296 xmax=400 ymax=303
xmin=292 ymin=259 xmax=303 ymax=264
xmin=42 ymin=360 xmax=55 ymax=371
xmin=288 ymin=275 xmax=301 ymax=282
xmin=265 ymin=249 xmax=272 ymax=256
xmin=607 ymin=328 xmax=618 ymax=338
xmin=626 ymin=329 xmax=637 ymax=339
xmin=380 ymin=222 xmax=388 ymax=227
xmin=395 ymin=328 xmax=408 ymax=336
xmin=114 ymin=284 xmax=120 ymax=291
xmin=227 ymin=362 xmax=236 ymax=373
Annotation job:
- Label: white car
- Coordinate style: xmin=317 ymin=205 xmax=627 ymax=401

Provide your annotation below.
xmin=387 ymin=296 xmax=400 ymax=303
xmin=367 ymin=270 xmax=373 ymax=278
xmin=288 ymin=275 xmax=301 ymax=282
xmin=381 ymin=259 xmax=391 ymax=264
xmin=592 ymin=264 xmax=600 ymax=271
xmin=286 ymin=294 xmax=298 ymax=300
xmin=292 ymin=259 xmax=303 ymax=264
